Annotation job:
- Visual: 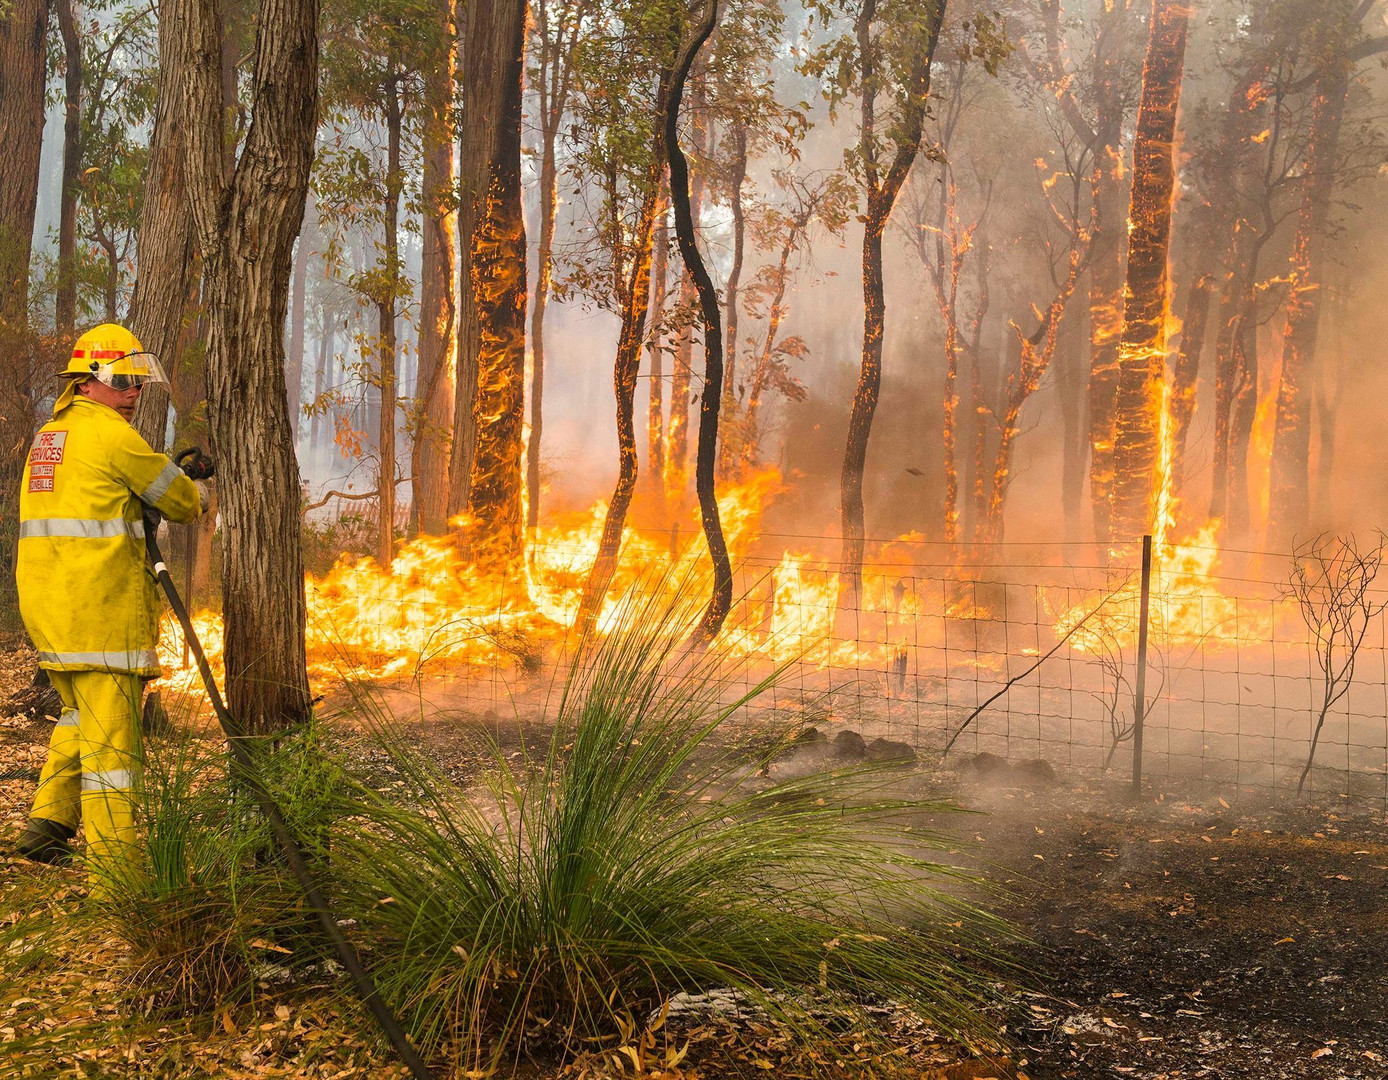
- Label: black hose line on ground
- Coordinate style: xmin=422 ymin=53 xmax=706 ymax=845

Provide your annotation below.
xmin=143 ymin=513 xmax=434 ymax=1080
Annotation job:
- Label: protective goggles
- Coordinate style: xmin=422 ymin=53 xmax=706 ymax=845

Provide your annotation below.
xmin=89 ymin=351 xmax=170 ymax=390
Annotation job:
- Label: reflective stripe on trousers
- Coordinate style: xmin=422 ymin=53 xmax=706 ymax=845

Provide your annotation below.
xmin=38 ymin=649 xmax=159 ymax=670
xmin=18 ymin=517 xmax=145 ymax=540
xmin=81 ymin=768 xmax=134 ymax=792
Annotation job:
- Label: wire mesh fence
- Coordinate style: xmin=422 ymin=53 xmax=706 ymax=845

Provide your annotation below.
xmin=296 ymin=532 xmax=1388 ymax=806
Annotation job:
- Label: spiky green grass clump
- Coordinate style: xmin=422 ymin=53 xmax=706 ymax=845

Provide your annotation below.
xmin=329 ymin=590 xmax=1012 ymax=1072
xmin=95 ymin=715 xmax=338 ymax=1014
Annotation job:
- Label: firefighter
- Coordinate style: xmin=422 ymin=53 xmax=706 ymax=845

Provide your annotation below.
xmin=13 ymin=324 xmax=212 ymax=889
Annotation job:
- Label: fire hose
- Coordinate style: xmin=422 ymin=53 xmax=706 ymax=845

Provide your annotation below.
xmin=143 ymin=495 xmax=433 ymax=1080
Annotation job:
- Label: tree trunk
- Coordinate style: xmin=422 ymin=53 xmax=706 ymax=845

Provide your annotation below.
xmin=0 ymin=0 xmax=48 ymax=321
xmin=741 ymin=228 xmax=795 ymax=473
xmin=129 ymin=0 xmax=200 ymax=455
xmin=171 ymin=0 xmax=317 ymax=734
xmin=1084 ymin=51 xmax=1128 ymax=544
xmin=664 ymin=79 xmax=707 ymax=510
xmin=309 ymin=317 xmax=331 ymax=456
xmin=377 ymin=72 xmax=402 ymax=569
xmin=462 ymin=0 xmax=528 ymax=573
xmin=1268 ymin=63 xmax=1348 ymax=547
xmin=665 ymin=220 xmax=700 ymax=505
xmin=839 ymin=0 xmax=944 ymax=607
xmin=666 ymin=0 xmax=729 ymax=646
xmin=1168 ymin=268 xmax=1212 ymax=503
xmin=1107 ymin=0 xmax=1189 ymax=546
xmin=717 ymin=121 xmax=747 ymax=481
xmin=288 ymin=215 xmax=309 ymax=442
xmin=412 ymin=0 xmax=456 ymax=537
xmin=0 ymin=0 xmax=52 ymax=625
xmin=1058 ymin=302 xmax=1087 ymax=543
xmin=55 ymin=0 xmax=82 ymax=336
xmin=646 ymin=185 xmax=669 ymax=497
xmin=575 ymin=181 xmax=662 ymax=632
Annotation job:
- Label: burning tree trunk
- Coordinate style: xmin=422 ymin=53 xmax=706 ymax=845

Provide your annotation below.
xmin=172 ymin=0 xmax=318 ymax=733
xmin=413 ymin=0 xmax=457 ymax=537
xmin=377 ymin=71 xmax=403 ymax=569
xmin=460 ymin=0 xmax=528 ymax=573
xmin=0 ymin=0 xmax=52 ymax=623
xmin=575 ymin=179 xmax=664 ymax=632
xmin=130 ymin=0 xmax=198 ymax=454
xmin=1167 ymin=230 xmax=1213 ymax=504
xmin=1268 ymin=63 xmax=1349 ymax=546
xmin=666 ymin=0 xmax=730 ymax=646
xmin=55 ymin=0 xmax=82 ymax=336
xmin=1107 ymin=0 xmax=1189 ymax=546
xmin=646 ymin=184 xmax=670 ymax=497
xmin=1084 ymin=45 xmax=1129 ymax=545
xmin=839 ymin=0 xmax=945 ymax=607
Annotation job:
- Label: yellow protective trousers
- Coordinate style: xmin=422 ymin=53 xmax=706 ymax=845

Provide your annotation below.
xmin=29 ymin=669 xmax=143 ymax=886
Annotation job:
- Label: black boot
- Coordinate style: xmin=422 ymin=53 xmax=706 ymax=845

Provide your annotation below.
xmin=15 ymin=818 xmax=76 ymax=865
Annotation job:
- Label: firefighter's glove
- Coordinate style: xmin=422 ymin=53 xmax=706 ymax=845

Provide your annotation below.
xmin=176 ymin=447 xmax=216 ymax=481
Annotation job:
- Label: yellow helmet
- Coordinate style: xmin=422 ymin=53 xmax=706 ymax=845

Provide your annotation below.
xmin=61 ymin=323 xmax=169 ymax=389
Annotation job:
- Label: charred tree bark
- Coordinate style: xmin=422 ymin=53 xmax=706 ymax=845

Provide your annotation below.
xmin=55 ymin=0 xmax=82 ymax=336
xmin=666 ymin=0 xmax=729 ymax=646
xmin=412 ymin=0 xmax=457 ymax=537
xmin=462 ymin=0 xmax=528 ymax=572
xmin=0 ymin=0 xmax=52 ymax=623
xmin=171 ymin=0 xmax=317 ymax=733
xmin=1268 ymin=63 xmax=1348 ymax=546
xmin=377 ymin=71 xmax=403 ymax=569
xmin=664 ymin=79 xmax=707 ymax=509
xmin=1107 ymin=0 xmax=1189 ymax=546
xmin=839 ymin=0 xmax=945 ymax=607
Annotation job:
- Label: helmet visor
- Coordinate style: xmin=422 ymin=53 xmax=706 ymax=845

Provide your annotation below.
xmin=91 ymin=351 xmax=170 ymax=390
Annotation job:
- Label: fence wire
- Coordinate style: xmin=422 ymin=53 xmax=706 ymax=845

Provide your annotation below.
xmin=298 ymin=534 xmax=1388 ymax=806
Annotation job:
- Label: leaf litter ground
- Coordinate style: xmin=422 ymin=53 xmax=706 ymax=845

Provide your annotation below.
xmin=2 ymin=640 xmax=1385 ymax=1078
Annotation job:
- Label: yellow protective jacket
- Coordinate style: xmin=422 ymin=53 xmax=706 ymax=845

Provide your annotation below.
xmin=17 ymin=396 xmax=203 ymax=676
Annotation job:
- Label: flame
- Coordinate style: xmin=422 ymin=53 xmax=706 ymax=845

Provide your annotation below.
xmin=155 ymin=429 xmax=1269 ymax=703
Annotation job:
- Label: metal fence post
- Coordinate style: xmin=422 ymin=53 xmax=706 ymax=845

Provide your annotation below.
xmin=1132 ymin=533 xmax=1153 ymax=794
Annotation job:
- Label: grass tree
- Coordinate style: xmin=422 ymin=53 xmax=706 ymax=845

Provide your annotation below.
xmin=327 ymin=586 xmax=1012 ymax=1070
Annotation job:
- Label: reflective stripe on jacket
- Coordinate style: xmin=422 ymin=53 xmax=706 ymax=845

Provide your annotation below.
xmin=17 ymin=396 xmax=203 ymax=676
